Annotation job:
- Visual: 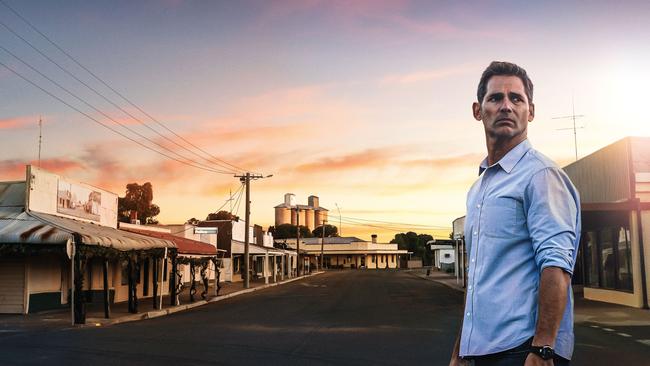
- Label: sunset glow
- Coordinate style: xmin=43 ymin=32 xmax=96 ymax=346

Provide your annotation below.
xmin=2 ymin=1 xmax=650 ymax=241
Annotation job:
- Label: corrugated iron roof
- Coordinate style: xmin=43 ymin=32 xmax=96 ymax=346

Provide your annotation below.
xmin=120 ymin=227 xmax=217 ymax=256
xmin=0 ymin=182 xmax=26 ymax=207
xmin=0 ymin=208 xmax=174 ymax=250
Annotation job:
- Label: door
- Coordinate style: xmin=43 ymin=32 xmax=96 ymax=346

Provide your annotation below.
xmin=0 ymin=258 xmax=26 ymax=314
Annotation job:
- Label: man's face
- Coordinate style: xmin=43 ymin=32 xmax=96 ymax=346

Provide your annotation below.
xmin=472 ymin=75 xmax=535 ymax=142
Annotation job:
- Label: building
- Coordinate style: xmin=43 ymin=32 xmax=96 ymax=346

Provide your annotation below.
xmin=197 ymin=220 xmax=297 ymax=284
xmin=119 ymin=223 xmax=223 ymax=303
xmin=564 ymin=137 xmax=650 ymax=309
xmin=275 ymin=193 xmax=329 ymax=232
xmin=0 ymin=166 xmax=176 ymax=323
xmin=279 ymin=235 xmax=408 ymax=270
xmin=428 ymin=239 xmax=456 ymax=272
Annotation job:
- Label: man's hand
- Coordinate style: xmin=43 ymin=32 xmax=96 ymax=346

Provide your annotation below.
xmin=524 ymin=353 xmax=553 ymax=365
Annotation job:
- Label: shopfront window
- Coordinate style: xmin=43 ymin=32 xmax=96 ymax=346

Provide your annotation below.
xmin=583 ymin=225 xmax=634 ymax=292
xmin=583 ymin=231 xmax=599 ymax=287
xmin=616 ymin=228 xmax=633 ymax=291
xmin=600 ymin=229 xmax=615 ymax=289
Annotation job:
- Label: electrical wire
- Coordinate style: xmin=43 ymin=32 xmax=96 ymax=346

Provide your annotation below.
xmin=338 ymin=215 xmax=450 ymax=229
xmin=232 ymin=183 xmax=245 ymax=217
xmin=0 ymin=60 xmax=232 ymax=174
xmin=0 ymin=0 xmax=250 ymax=174
xmin=0 ymin=44 xmax=235 ymax=174
xmin=337 ymin=217 xmax=441 ymax=232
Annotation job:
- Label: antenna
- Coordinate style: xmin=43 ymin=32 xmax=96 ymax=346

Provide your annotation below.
xmin=37 ymin=116 xmax=42 ymax=167
xmin=335 ymin=202 xmax=342 ymax=236
xmin=553 ymin=97 xmax=584 ymax=161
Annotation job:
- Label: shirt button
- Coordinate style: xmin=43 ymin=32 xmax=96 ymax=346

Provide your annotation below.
xmin=468 ymin=285 xmax=472 ymax=290
xmin=471 ymin=259 xmax=475 ymax=263
xmin=473 ymin=231 xmax=477 ymax=236
xmin=477 ymin=204 xmax=481 ymax=208
xmin=466 ymin=312 xmax=471 ymax=317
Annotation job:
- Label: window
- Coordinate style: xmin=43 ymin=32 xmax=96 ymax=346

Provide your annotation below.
xmin=371 ymin=255 xmax=375 ymax=263
xmin=583 ymin=226 xmax=633 ymax=292
xmin=121 ymin=261 xmax=128 ymax=286
xmin=583 ymin=231 xmax=599 ymax=287
xmin=616 ymin=228 xmax=633 ymax=291
xmin=444 ymin=253 xmax=451 ymax=259
xmin=233 ymin=256 xmax=241 ymax=274
xmin=600 ymin=229 xmax=615 ymax=289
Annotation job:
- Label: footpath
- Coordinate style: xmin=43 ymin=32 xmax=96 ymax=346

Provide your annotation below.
xmin=0 ymin=271 xmax=323 ymax=333
xmin=409 ymin=268 xmax=650 ymax=328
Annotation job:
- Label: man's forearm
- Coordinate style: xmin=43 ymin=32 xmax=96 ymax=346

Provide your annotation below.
xmin=532 ymin=266 xmax=571 ymax=346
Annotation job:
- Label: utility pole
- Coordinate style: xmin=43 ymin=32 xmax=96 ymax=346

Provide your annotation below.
xmin=553 ymin=97 xmax=584 ymax=162
xmin=320 ymin=220 xmax=327 ymax=270
xmin=235 ymin=172 xmax=272 ymax=289
xmin=296 ymin=207 xmax=301 ymax=276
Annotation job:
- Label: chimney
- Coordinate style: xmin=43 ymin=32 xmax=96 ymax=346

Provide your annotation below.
xmin=371 ymin=234 xmax=377 ymax=243
xmin=308 ymin=195 xmax=319 ymax=208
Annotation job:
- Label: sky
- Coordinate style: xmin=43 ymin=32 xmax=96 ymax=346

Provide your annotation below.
xmin=1 ymin=0 xmax=650 ymax=241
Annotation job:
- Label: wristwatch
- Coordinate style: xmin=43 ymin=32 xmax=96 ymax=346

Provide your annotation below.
xmin=529 ymin=345 xmax=555 ymax=360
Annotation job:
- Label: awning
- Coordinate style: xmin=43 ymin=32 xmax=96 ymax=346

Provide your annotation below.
xmin=0 ymin=208 xmax=174 ymax=251
xmin=120 ymin=227 xmax=219 ymax=256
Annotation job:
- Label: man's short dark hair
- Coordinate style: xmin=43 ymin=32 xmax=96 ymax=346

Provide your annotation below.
xmin=476 ymin=61 xmax=533 ymax=104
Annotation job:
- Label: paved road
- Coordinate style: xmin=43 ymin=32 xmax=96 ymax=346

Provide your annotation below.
xmin=0 ymin=271 xmax=648 ymax=365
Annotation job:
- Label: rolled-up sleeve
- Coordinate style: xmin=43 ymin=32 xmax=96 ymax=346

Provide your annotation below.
xmin=525 ymin=167 xmax=580 ymax=274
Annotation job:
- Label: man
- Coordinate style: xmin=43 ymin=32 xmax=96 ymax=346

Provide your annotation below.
xmin=449 ymin=61 xmax=581 ymax=366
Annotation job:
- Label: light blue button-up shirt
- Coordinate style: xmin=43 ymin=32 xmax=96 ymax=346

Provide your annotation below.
xmin=459 ymin=139 xmax=581 ymax=360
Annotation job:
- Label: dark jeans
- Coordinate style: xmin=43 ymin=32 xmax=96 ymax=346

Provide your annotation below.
xmin=467 ymin=338 xmax=570 ymax=366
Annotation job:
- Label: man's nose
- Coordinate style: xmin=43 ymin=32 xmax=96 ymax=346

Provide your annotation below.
xmin=499 ymin=98 xmax=513 ymax=113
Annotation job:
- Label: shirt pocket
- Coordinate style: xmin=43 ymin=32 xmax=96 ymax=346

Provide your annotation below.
xmin=480 ymin=197 xmax=520 ymax=238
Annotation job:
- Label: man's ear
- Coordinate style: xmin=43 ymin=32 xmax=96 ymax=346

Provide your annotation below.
xmin=528 ymin=102 xmax=535 ymax=122
xmin=472 ymin=102 xmax=482 ymax=121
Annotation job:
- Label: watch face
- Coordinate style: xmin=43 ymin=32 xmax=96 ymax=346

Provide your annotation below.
xmin=540 ymin=346 xmax=554 ymax=360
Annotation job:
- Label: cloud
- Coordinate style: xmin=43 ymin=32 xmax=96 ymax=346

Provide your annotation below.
xmin=0 ymin=116 xmax=35 ymax=130
xmin=398 ymin=153 xmax=483 ymax=169
xmin=381 ymin=63 xmax=479 ymax=85
xmin=0 ymin=158 xmax=84 ymax=180
xmin=294 ymin=148 xmax=398 ymax=173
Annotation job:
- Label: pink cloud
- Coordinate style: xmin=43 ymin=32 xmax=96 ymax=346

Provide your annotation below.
xmin=0 ymin=116 xmax=35 ymax=130
xmin=382 ymin=63 xmax=479 ymax=85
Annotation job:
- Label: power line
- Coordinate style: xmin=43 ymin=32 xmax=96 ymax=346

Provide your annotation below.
xmin=0 ymin=44 xmax=236 ymax=174
xmin=232 ymin=183 xmax=245 ymax=217
xmin=338 ymin=215 xmax=450 ymax=229
xmin=0 ymin=60 xmax=232 ymax=174
xmin=337 ymin=217 xmax=450 ymax=233
xmin=170 ymin=187 xmax=245 ymax=234
xmin=0 ymin=0 xmax=250 ymax=174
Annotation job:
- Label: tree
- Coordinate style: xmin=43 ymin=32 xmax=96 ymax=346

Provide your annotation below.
xmin=390 ymin=231 xmax=434 ymax=265
xmin=312 ymin=224 xmax=339 ymax=238
xmin=186 ymin=217 xmax=200 ymax=225
xmin=206 ymin=210 xmax=239 ymax=221
xmin=271 ymin=223 xmax=313 ymax=239
xmin=117 ymin=182 xmax=160 ymax=224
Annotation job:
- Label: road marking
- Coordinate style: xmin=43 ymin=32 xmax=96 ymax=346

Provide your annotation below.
xmin=590 ymin=325 xmax=600 ymax=328
xmin=602 ymin=327 xmax=615 ymax=332
xmin=0 ymin=330 xmax=19 ymax=333
xmin=637 ymin=339 xmax=650 ymax=346
xmin=616 ymin=333 xmax=632 ymax=338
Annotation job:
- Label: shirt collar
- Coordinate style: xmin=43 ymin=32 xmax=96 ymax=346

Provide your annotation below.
xmin=479 ymin=139 xmax=532 ymax=175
